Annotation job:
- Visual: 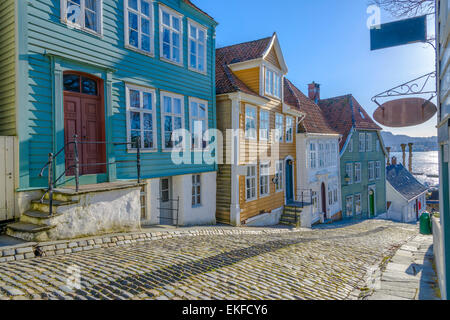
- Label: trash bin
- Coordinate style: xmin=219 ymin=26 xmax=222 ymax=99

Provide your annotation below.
xmin=419 ymin=212 xmax=432 ymax=235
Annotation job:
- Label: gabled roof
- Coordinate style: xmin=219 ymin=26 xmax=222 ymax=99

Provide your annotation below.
xmin=183 ymin=0 xmax=216 ymax=23
xmin=284 ymin=79 xmax=338 ymax=135
xmin=387 ymin=164 xmax=428 ymax=201
xmin=318 ymin=94 xmax=382 ymax=150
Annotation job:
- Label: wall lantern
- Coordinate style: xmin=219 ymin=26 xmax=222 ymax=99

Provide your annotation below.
xmin=344 ymin=174 xmax=351 ymax=184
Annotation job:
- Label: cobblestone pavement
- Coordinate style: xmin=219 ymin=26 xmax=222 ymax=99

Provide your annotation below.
xmin=0 ymin=220 xmax=418 ymax=300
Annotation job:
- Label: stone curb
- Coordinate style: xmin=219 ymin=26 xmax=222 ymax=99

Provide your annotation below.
xmin=0 ymin=226 xmax=303 ymax=263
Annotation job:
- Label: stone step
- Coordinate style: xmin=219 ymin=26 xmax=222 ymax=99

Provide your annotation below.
xmin=7 ymin=222 xmax=54 ymax=233
xmin=6 ymin=223 xmax=53 ymax=242
xmin=43 ymin=192 xmax=74 ymax=202
xmin=20 ymin=210 xmax=63 ymax=227
xmin=30 ymin=199 xmax=78 ymax=213
xmin=23 ymin=211 xmax=62 ymax=219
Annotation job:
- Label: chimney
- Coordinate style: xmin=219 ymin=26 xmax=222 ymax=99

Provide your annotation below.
xmin=401 ymin=144 xmax=407 ymax=167
xmin=386 ymin=147 xmax=391 ymax=166
xmin=308 ymin=82 xmax=320 ymax=104
xmin=408 ymin=143 xmax=414 ymax=172
xmin=391 ymin=156 xmax=397 ymax=165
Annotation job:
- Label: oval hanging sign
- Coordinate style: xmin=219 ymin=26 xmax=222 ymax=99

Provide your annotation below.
xmin=373 ymin=97 xmax=437 ymax=127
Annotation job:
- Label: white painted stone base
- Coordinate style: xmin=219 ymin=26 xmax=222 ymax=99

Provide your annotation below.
xmin=301 ymin=205 xmax=313 ymax=228
xmin=245 ymin=207 xmax=283 ymax=227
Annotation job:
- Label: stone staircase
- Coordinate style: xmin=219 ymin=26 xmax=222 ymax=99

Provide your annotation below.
xmin=279 ymin=205 xmax=303 ymax=228
xmin=6 ymin=191 xmax=79 ymax=242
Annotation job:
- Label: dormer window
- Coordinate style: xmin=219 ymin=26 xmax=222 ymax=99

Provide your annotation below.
xmin=265 ymin=67 xmax=282 ymax=99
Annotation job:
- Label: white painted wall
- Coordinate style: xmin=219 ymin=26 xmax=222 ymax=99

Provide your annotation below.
xmin=387 ymin=182 xmax=427 ymax=223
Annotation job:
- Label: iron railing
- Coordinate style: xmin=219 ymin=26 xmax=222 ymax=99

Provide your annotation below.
xmin=39 ymin=135 xmax=143 ymax=216
xmin=296 ymin=188 xmax=313 ymax=208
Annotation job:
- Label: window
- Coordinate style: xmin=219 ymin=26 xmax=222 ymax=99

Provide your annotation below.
xmin=188 ymin=20 xmax=207 ymax=73
xmin=368 ymin=161 xmax=375 ymax=181
xmin=333 ymin=187 xmax=338 ymax=203
xmin=354 ymin=163 xmax=361 ymax=183
xmin=328 ymin=186 xmax=333 ymax=206
xmin=375 ymin=161 xmax=381 ymax=180
xmin=160 ymin=6 xmax=183 ymax=64
xmin=331 ymin=143 xmax=337 ymax=166
xmin=246 ymin=165 xmax=257 ymax=201
xmin=366 ymin=133 xmax=372 ymax=152
xmin=260 ymin=162 xmax=270 ymax=197
xmin=325 ymin=143 xmax=331 ymax=166
xmin=312 ymin=191 xmax=319 ymax=210
xmin=126 ymin=84 xmax=157 ymax=150
xmin=245 ymin=106 xmax=257 ymax=140
xmin=275 ymin=114 xmax=284 ymax=142
xmin=355 ymin=194 xmax=362 ymax=215
xmin=275 ymin=160 xmax=283 ymax=192
xmin=161 ymin=92 xmax=184 ymax=149
xmin=286 ymin=116 xmax=293 ymax=143
xmin=259 ymin=110 xmax=270 ymax=142
xmin=62 ymin=0 xmax=102 ymax=34
xmin=189 ymin=98 xmax=208 ymax=150
xmin=309 ymin=142 xmax=317 ymax=169
xmin=348 ymin=138 xmax=353 ymax=152
xmin=192 ymin=174 xmax=201 ymax=207
xmin=125 ymin=0 xmax=153 ymax=54
xmin=319 ymin=143 xmax=325 ymax=168
xmin=346 ymin=196 xmax=354 ymax=217
xmin=265 ymin=68 xmax=282 ymax=99
xmin=346 ymin=163 xmax=353 ymax=184
xmin=359 ymin=133 xmax=365 ymax=152
xmin=375 ymin=137 xmax=380 ymax=152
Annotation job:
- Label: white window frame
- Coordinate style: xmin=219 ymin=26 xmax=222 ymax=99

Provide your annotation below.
xmin=359 ymin=133 xmax=365 ymax=152
xmin=259 ymin=110 xmax=270 ymax=142
xmin=312 ymin=191 xmax=319 ymax=211
xmin=188 ymin=19 xmax=207 ymax=74
xmin=259 ymin=162 xmax=270 ymax=198
xmin=366 ymin=133 xmax=372 ymax=152
xmin=192 ymin=174 xmax=201 ymax=207
xmin=245 ymin=105 xmax=257 ymax=140
xmin=328 ymin=185 xmax=333 ymax=206
xmin=346 ymin=163 xmax=353 ymax=184
xmin=375 ymin=161 xmax=381 ymax=180
xmin=286 ymin=116 xmax=294 ymax=143
xmin=355 ymin=194 xmax=362 ymax=215
xmin=124 ymin=0 xmax=154 ymax=56
xmin=331 ymin=143 xmax=337 ymax=166
xmin=189 ymin=97 xmax=209 ymax=151
xmin=275 ymin=113 xmax=284 ymax=142
xmin=354 ymin=162 xmax=362 ymax=183
xmin=376 ymin=136 xmax=380 ymax=152
xmin=319 ymin=143 xmax=325 ymax=168
xmin=309 ymin=142 xmax=317 ymax=169
xmin=159 ymin=4 xmax=183 ymax=66
xmin=125 ymin=84 xmax=157 ymax=152
xmin=348 ymin=138 xmax=353 ymax=152
xmin=265 ymin=67 xmax=282 ymax=99
xmin=161 ymin=91 xmax=185 ymax=151
xmin=275 ymin=160 xmax=284 ymax=192
xmin=61 ymin=0 xmax=103 ymax=35
xmin=245 ymin=164 xmax=257 ymax=202
xmin=368 ymin=161 xmax=375 ymax=181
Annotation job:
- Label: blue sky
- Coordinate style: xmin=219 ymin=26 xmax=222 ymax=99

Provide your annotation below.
xmin=195 ymin=0 xmax=436 ymax=137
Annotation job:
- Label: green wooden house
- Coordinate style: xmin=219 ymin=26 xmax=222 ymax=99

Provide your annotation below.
xmin=318 ymin=94 xmax=387 ymax=219
xmin=0 ymin=0 xmax=218 ymax=240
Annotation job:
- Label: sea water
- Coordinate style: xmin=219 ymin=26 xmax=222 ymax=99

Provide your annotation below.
xmin=391 ymin=151 xmax=439 ymax=188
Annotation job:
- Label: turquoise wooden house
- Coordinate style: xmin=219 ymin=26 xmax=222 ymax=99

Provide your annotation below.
xmin=318 ymin=94 xmax=387 ymax=219
xmin=0 ymin=0 xmax=218 ymax=241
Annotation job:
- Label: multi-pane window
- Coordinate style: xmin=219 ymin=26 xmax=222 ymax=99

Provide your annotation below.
xmin=245 ymin=106 xmax=257 ymax=140
xmin=188 ymin=21 xmax=207 ymax=73
xmin=325 ymin=143 xmax=331 ymax=166
xmin=359 ymin=133 xmax=365 ymax=152
xmin=126 ymin=84 xmax=156 ymax=150
xmin=355 ymin=163 xmax=362 ymax=183
xmin=331 ymin=143 xmax=337 ymax=166
xmin=62 ymin=0 xmax=102 ymax=34
xmin=309 ymin=142 xmax=317 ymax=169
xmin=333 ymin=187 xmax=338 ymax=203
xmin=265 ymin=68 xmax=282 ymax=99
xmin=319 ymin=143 xmax=325 ymax=168
xmin=376 ymin=137 xmax=380 ymax=152
xmin=312 ymin=191 xmax=319 ymax=210
xmin=346 ymin=196 xmax=354 ymax=217
xmin=259 ymin=110 xmax=270 ymax=141
xmin=355 ymin=194 xmax=362 ymax=215
xmin=328 ymin=186 xmax=333 ymax=206
xmin=275 ymin=114 xmax=284 ymax=142
xmin=190 ymin=98 xmax=208 ymax=150
xmin=346 ymin=163 xmax=353 ymax=184
xmin=126 ymin=0 xmax=152 ymax=54
xmin=348 ymin=138 xmax=353 ymax=152
xmin=368 ymin=161 xmax=375 ymax=181
xmin=366 ymin=133 xmax=372 ymax=152
xmin=192 ymin=175 xmax=201 ymax=207
xmin=160 ymin=6 xmax=182 ymax=64
xmin=260 ymin=163 xmax=270 ymax=197
xmin=162 ymin=92 xmax=184 ymax=149
xmin=286 ymin=116 xmax=293 ymax=143
xmin=246 ymin=165 xmax=257 ymax=201
xmin=375 ymin=161 xmax=381 ymax=180
xmin=275 ymin=160 xmax=283 ymax=192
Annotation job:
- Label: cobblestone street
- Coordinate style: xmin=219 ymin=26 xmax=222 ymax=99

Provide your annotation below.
xmin=0 ymin=220 xmax=418 ymax=300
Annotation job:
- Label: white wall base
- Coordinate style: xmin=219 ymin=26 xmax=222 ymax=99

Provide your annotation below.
xmin=245 ymin=207 xmax=283 ymax=227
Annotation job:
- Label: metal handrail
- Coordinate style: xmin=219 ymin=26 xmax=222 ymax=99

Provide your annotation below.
xmin=38 ymin=135 xmax=143 ymax=216
xmin=296 ymin=188 xmax=313 ymax=209
xmin=157 ymin=196 xmax=180 ymax=228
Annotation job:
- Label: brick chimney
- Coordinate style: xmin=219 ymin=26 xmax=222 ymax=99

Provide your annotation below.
xmin=308 ymin=82 xmax=320 ymax=104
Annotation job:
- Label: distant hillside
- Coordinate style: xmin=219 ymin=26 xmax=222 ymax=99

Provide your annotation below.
xmin=381 ymin=132 xmax=438 ymax=152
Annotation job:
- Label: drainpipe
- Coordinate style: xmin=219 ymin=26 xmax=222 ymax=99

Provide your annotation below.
xmin=386 ymin=147 xmax=391 ymax=166
xmin=401 ymin=144 xmax=407 ymax=167
xmin=408 ymin=143 xmax=414 ymax=172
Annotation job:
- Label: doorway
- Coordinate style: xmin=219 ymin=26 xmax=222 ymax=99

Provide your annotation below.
xmin=369 ymin=189 xmax=376 ymax=217
xmin=63 ymin=72 xmax=106 ymax=176
xmin=321 ymin=183 xmax=327 ymax=218
xmin=285 ymin=159 xmax=294 ymax=204
xmin=159 ymin=177 xmax=174 ymax=225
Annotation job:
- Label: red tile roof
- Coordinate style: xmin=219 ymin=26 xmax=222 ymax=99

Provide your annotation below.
xmin=284 ymin=78 xmax=338 ymax=135
xmin=183 ymin=0 xmax=216 ymax=22
xmin=318 ymin=95 xmax=382 ymax=151
xmin=216 ymin=37 xmax=272 ymax=97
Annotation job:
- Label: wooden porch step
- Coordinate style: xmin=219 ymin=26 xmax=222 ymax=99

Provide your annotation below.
xmin=7 ymin=222 xmax=54 ymax=233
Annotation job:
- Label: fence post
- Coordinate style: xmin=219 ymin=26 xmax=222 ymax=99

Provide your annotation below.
xmin=176 ymin=196 xmax=180 ymax=228
xmin=136 ymin=136 xmax=141 ymax=184
xmin=48 ymin=153 xmax=54 ymax=216
xmin=73 ymin=134 xmax=80 ymax=193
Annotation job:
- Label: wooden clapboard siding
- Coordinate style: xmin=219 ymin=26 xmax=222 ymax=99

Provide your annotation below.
xmin=0 ymin=136 xmax=16 ymax=221
xmin=233 ymin=67 xmax=260 ymax=94
xmin=0 ymin=0 xmax=16 ymax=136
xmin=265 ymin=46 xmax=281 ymax=70
xmin=20 ymin=0 xmax=217 ymax=189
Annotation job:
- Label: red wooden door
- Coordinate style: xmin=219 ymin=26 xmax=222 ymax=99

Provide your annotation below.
xmin=63 ymin=73 xmax=106 ymax=176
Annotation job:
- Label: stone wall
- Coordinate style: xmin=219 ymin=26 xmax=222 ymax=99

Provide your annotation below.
xmin=433 ymin=217 xmax=446 ymax=299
